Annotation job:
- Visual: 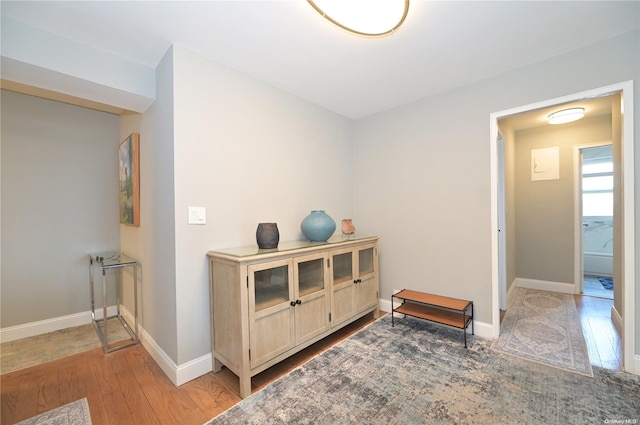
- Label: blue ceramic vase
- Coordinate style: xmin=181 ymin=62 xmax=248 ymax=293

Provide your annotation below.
xmin=301 ymin=210 xmax=336 ymax=242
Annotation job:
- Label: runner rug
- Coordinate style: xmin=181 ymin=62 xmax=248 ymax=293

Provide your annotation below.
xmin=491 ymin=287 xmax=593 ymax=377
xmin=206 ymin=315 xmax=639 ymax=424
xmin=16 ymin=398 xmax=91 ymax=425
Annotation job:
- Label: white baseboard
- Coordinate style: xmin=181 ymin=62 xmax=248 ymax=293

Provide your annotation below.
xmin=136 ymin=324 xmax=213 ymax=386
xmin=137 ymin=326 xmax=178 ymax=384
xmin=609 ymin=306 xmax=640 ymax=376
xmin=378 ymin=298 xmax=494 ymax=339
xmin=507 ymin=280 xmax=518 ymax=309
xmin=176 ymin=352 xmax=213 ymax=385
xmin=471 ymin=321 xmax=493 ymax=339
xmin=0 ymin=306 xmax=118 ymax=343
xmin=611 ymin=305 xmax=623 ymax=336
xmin=379 ymin=297 xmax=395 ymax=316
xmin=117 ymin=305 xmax=211 ymax=386
xmin=515 ymin=277 xmax=576 ymax=294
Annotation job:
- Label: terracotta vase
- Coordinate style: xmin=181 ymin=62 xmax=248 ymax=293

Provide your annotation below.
xmin=341 ymin=219 xmax=355 ymax=236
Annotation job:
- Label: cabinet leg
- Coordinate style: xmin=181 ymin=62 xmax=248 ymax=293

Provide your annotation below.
xmin=212 ymin=357 xmax=223 ymax=373
xmin=239 ymin=376 xmax=252 ymax=399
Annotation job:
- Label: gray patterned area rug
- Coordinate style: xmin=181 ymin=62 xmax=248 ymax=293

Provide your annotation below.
xmin=206 ymin=315 xmax=639 ymax=425
xmin=16 ymin=398 xmax=92 ymax=425
xmin=491 ymin=288 xmax=593 ymax=377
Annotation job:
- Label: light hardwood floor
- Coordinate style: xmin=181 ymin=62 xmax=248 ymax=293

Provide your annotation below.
xmin=574 ymin=294 xmax=622 ymax=370
xmin=0 ymin=313 xmax=377 ymax=425
xmin=0 ymin=297 xmax=622 ymax=425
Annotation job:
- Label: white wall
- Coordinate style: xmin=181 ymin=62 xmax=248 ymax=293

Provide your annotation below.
xmin=353 ymin=30 xmax=639 ymax=331
xmin=119 ymin=48 xmax=178 ymax=361
xmin=116 ymin=46 xmax=354 ymax=373
xmin=353 ymin=84 xmax=493 ymax=321
xmin=170 ymin=46 xmax=354 ymax=365
xmin=1 ymin=90 xmax=120 ymax=327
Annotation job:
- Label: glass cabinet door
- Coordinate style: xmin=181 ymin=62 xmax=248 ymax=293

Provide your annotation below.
xmin=297 ymin=257 xmax=325 ymax=297
xmin=332 ymin=251 xmax=353 ymax=285
xmin=253 ymin=264 xmax=290 ymax=311
xmin=294 ymin=252 xmax=330 ymax=343
xmin=248 ymin=259 xmax=295 ymax=368
xmin=330 ymin=243 xmax=378 ymax=328
xmin=358 ymin=247 xmax=374 ymax=278
xmin=329 ymin=248 xmax=356 ymax=327
xmin=354 ymin=244 xmax=378 ymax=312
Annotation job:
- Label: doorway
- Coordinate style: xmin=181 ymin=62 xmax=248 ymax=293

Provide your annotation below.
xmin=579 ymin=144 xmax=614 ymax=300
xmin=489 ymin=81 xmax=636 ymax=374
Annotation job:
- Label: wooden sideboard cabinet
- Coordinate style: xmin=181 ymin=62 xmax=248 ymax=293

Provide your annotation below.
xmin=208 ymin=236 xmax=379 ymax=398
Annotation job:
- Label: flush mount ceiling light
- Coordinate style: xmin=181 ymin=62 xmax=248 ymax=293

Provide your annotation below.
xmin=547 ymin=107 xmax=585 ymax=125
xmin=308 ymin=0 xmax=410 ymax=37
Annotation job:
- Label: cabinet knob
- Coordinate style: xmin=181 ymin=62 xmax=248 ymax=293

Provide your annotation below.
xmin=296 ymin=299 xmax=302 ymax=305
xmin=290 ymin=301 xmax=296 ymax=307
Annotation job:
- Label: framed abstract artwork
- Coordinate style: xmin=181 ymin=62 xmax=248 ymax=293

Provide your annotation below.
xmin=119 ymin=133 xmax=140 ymax=226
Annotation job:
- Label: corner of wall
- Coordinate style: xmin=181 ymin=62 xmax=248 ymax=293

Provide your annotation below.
xmin=138 ymin=325 xmax=213 ymax=386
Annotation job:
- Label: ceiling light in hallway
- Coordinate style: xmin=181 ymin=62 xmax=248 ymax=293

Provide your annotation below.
xmin=548 ymin=107 xmax=585 ymax=124
xmin=308 ymin=0 xmax=410 ymax=37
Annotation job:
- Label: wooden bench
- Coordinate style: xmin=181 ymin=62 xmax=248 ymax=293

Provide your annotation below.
xmin=391 ymin=289 xmax=474 ymax=347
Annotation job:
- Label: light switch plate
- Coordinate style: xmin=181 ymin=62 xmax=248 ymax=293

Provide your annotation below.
xmin=188 ymin=206 xmax=206 ymax=225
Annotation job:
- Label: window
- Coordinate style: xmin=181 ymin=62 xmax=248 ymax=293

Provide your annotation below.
xmin=582 ymin=156 xmax=613 ymax=217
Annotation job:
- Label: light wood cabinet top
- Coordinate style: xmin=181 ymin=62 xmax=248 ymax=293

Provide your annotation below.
xmin=208 ymin=236 xmax=378 ymax=262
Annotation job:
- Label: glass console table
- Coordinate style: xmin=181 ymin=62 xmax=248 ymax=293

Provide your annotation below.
xmin=89 ymin=251 xmax=139 ymax=353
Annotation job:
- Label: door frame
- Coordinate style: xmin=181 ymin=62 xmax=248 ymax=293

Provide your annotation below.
xmin=497 ymin=134 xmax=507 ymax=310
xmin=489 ymin=81 xmax=635 ymax=374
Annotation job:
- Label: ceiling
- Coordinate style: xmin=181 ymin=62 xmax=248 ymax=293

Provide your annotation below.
xmin=2 ymin=1 xmax=639 ymax=121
